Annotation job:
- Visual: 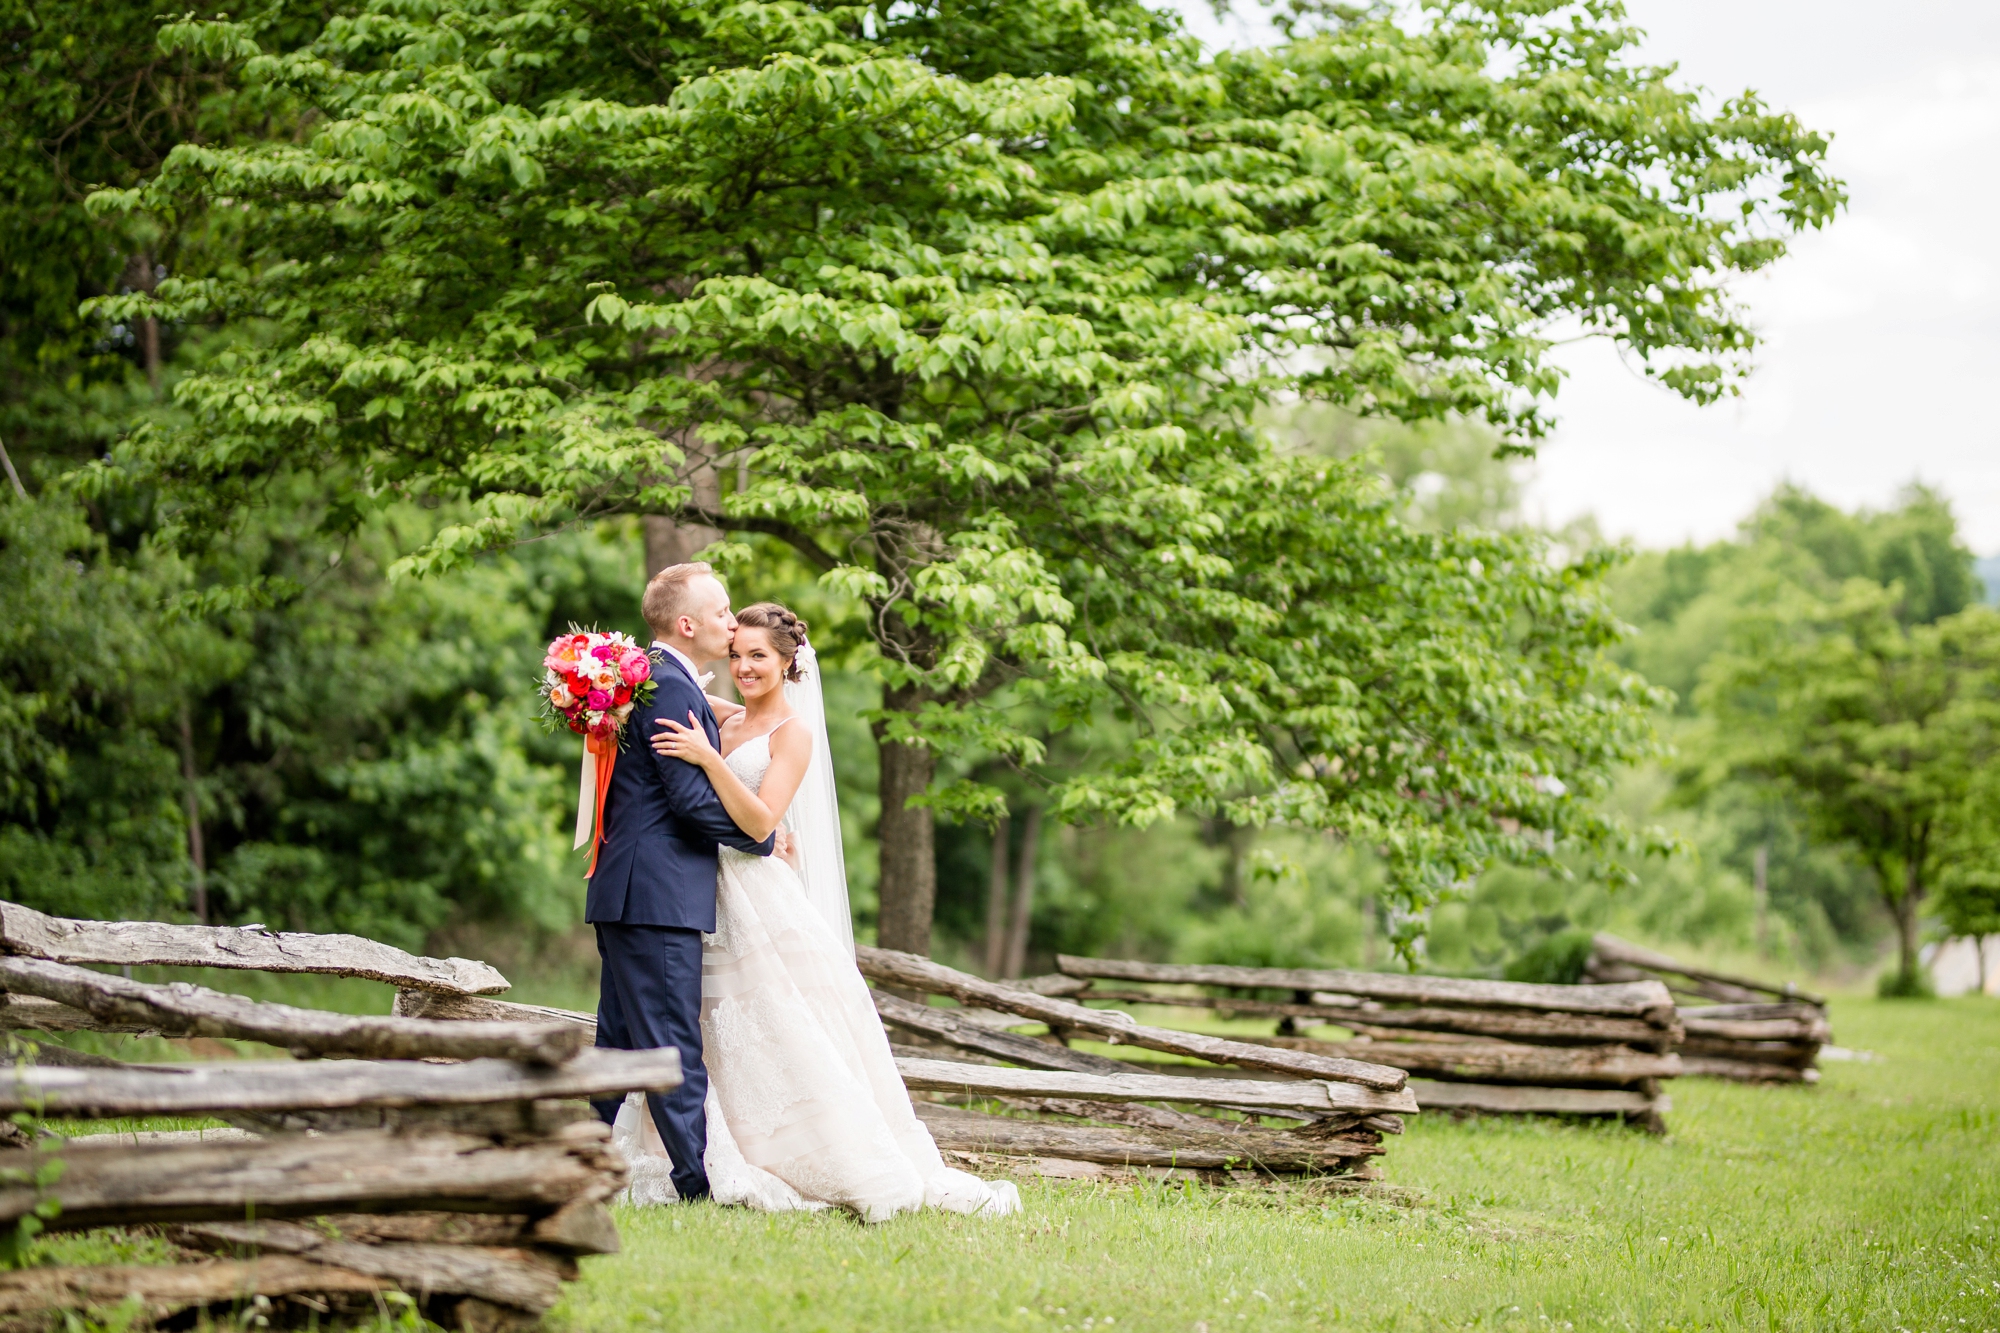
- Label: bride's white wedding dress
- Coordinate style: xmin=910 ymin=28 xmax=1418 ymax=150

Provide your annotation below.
xmin=612 ymin=722 xmax=1021 ymax=1222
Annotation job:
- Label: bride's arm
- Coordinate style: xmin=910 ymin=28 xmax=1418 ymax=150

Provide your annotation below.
xmin=705 ymin=694 xmax=745 ymax=723
xmin=755 ymin=722 xmax=812 ymax=826
xmin=650 ymin=713 xmax=776 ymax=838
xmin=648 ymin=714 xmax=813 ymax=841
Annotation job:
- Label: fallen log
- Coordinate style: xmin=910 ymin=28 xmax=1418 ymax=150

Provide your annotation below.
xmin=0 ymin=1048 xmax=680 ymax=1120
xmin=1239 ymin=1035 xmax=1682 ymax=1088
xmin=856 ymin=948 xmax=1406 ymax=1091
xmin=1406 ymin=1080 xmax=1668 ymax=1118
xmin=172 ymin=1220 xmax=570 ymax=1314
xmin=872 ymin=991 xmax=1130 ymax=1075
xmin=0 ymin=1256 xmax=389 ymax=1320
xmin=0 ymin=1121 xmax=625 ymax=1229
xmin=1678 ymin=1055 xmax=1820 ymax=1084
xmin=911 ymin=1103 xmax=1382 ymax=1173
xmin=1586 ymin=933 xmax=1825 ymax=1006
xmin=1055 ymin=955 xmax=1675 ymax=1020
xmin=1343 ymin=1007 xmax=1682 ymax=1052
xmin=0 ymin=899 xmax=507 ymax=995
xmin=0 ymin=957 xmax=584 ymax=1064
xmin=895 ymin=1055 xmax=1417 ymax=1117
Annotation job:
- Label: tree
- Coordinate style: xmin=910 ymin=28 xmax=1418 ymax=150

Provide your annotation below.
xmin=0 ymin=0 xmax=327 ymax=480
xmin=96 ymin=0 xmax=1839 ymax=952
xmin=0 ymin=475 xmax=647 ymax=945
xmin=1697 ymin=588 xmax=2000 ymax=989
xmin=1936 ymin=870 xmax=2000 ymax=992
xmin=1936 ymin=756 xmax=2000 ymax=990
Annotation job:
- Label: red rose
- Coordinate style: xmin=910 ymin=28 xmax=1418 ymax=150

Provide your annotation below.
xmin=613 ymin=686 xmax=631 ymax=706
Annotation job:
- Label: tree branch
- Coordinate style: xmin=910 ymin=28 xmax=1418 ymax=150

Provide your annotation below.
xmin=672 ymin=504 xmax=842 ymax=572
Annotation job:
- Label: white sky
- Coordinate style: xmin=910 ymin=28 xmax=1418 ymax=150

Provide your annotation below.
xmin=1170 ymin=2 xmax=2000 ymax=554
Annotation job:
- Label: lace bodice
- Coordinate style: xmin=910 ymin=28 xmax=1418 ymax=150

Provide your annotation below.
xmin=723 ymin=729 xmax=775 ymax=795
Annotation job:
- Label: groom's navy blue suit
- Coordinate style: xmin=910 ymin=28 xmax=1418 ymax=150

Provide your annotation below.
xmin=586 ymin=646 xmax=773 ymax=1201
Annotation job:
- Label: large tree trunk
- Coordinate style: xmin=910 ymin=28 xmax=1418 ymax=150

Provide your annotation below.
xmin=642 ymin=455 xmax=721 ymax=580
xmin=177 ymin=702 xmax=207 ymax=924
xmin=1204 ymin=818 xmax=1256 ymax=906
xmin=124 ymin=252 xmax=162 ymax=394
xmin=981 ymin=812 xmax=1010 ymax=977
xmin=1002 ymin=805 xmax=1042 ymax=978
xmin=874 ymin=684 xmax=937 ymax=956
xmin=644 ymin=453 xmax=730 ymax=692
xmin=1892 ymin=861 xmax=1924 ymax=983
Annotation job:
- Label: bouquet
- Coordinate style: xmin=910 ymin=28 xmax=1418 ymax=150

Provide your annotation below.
xmin=540 ymin=629 xmax=655 ymax=738
xmin=540 ymin=629 xmax=656 ymax=874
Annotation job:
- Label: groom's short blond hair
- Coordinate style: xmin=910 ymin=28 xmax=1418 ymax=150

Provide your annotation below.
xmin=643 ymin=562 xmax=716 ymax=639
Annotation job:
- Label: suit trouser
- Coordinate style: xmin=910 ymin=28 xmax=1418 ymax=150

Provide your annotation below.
xmin=590 ymin=923 xmax=709 ymax=1200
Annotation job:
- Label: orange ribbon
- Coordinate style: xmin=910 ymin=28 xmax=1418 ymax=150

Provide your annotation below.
xmin=578 ymin=732 xmax=618 ymax=879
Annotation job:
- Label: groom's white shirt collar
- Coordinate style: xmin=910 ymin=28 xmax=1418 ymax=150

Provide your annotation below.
xmin=650 ymin=641 xmax=703 ymax=687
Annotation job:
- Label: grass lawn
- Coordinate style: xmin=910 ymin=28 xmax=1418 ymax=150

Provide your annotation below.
xmin=552 ymin=996 xmax=1999 ymax=1333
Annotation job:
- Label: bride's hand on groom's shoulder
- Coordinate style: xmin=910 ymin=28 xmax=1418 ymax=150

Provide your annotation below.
xmin=652 ymin=711 xmax=720 ymax=768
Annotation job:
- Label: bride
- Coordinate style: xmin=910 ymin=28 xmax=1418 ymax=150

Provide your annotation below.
xmin=617 ymin=601 xmax=1021 ymax=1222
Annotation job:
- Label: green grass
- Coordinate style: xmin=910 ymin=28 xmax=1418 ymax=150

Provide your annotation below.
xmin=552 ymin=997 xmax=2000 ymax=1333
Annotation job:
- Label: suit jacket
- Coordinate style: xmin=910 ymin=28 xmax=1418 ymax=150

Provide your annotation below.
xmin=584 ymin=649 xmax=774 ymax=930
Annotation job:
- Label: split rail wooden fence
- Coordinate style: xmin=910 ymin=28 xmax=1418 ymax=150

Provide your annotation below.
xmin=858 ymin=947 xmax=1417 ymax=1182
xmin=0 ymin=902 xmax=679 ymax=1331
xmin=1583 ymin=934 xmax=1830 ymax=1084
xmin=1047 ymin=954 xmax=1684 ymax=1132
xmin=404 ymin=949 xmax=1422 ymax=1185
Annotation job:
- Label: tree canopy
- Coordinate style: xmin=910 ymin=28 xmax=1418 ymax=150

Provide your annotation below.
xmin=83 ymin=0 xmax=1841 ymax=952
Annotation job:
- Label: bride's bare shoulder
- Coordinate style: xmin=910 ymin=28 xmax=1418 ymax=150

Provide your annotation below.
xmin=768 ymin=712 xmax=813 ymax=762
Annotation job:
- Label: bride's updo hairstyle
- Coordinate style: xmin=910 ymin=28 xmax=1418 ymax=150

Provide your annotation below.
xmin=734 ymin=603 xmax=809 ymax=682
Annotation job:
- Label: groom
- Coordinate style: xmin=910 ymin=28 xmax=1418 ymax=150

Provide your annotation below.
xmin=585 ymin=561 xmax=774 ymax=1201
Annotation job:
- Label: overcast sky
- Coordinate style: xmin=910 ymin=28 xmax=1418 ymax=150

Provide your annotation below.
xmin=1171 ymin=2 xmax=2000 ymax=554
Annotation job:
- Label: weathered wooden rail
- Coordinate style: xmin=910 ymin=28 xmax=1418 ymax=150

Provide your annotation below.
xmin=1051 ymin=953 xmax=1681 ymax=1130
xmin=0 ymin=956 xmax=583 ymax=1063
xmin=0 ymin=900 xmax=671 ymax=1330
xmin=1584 ymin=934 xmax=1829 ymax=1083
xmin=0 ymin=900 xmax=507 ymax=994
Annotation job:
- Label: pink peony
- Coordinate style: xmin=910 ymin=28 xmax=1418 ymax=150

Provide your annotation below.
xmin=586 ymin=689 xmax=611 ymax=710
xmin=619 ymin=653 xmax=650 ymax=684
